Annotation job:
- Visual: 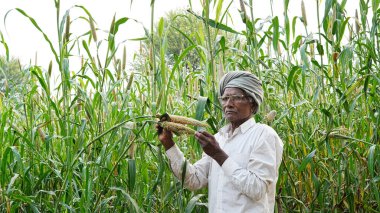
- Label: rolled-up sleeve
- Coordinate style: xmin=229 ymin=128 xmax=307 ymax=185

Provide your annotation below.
xmin=221 ymin=131 xmax=279 ymax=201
xmin=166 ymin=145 xmax=210 ymax=190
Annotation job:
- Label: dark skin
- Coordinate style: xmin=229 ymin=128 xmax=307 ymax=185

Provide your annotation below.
xmin=157 ymin=87 xmax=255 ymax=166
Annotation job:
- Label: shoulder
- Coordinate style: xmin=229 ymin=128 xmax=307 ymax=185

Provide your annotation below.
xmin=254 ymin=123 xmax=278 ymax=135
xmin=252 ymin=123 xmax=282 ymax=143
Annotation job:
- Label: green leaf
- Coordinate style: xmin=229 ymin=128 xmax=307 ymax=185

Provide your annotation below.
xmin=127 ymin=37 xmax=148 ymax=41
xmin=311 ymin=59 xmax=321 ymax=68
xmin=181 ymin=160 xmax=188 ymax=188
xmin=128 ymin=159 xmax=136 ymax=192
xmin=10 ymin=193 xmax=34 ymax=204
xmin=373 ymin=0 xmax=380 ymax=13
xmin=292 ymin=35 xmax=302 ymax=55
xmin=285 ymin=16 xmax=290 ymax=46
xmin=292 ymin=16 xmax=298 ymax=38
xmin=30 ymin=66 xmax=49 ymax=96
xmin=172 ymin=45 xmax=197 ymax=73
xmin=107 ymin=16 xmax=129 ymax=52
xmin=299 ymin=149 xmax=316 ymax=172
xmin=317 ymin=42 xmax=324 ymax=55
xmin=187 ymin=9 xmax=241 ymax=34
xmin=7 ymin=173 xmax=20 ymax=194
xmin=9 ymin=9 xmax=59 ymax=64
xmin=0 ymin=31 xmax=9 ymax=61
xmin=286 ymin=116 xmax=294 ymax=131
xmin=158 ymin=17 xmax=164 ymax=37
xmin=272 ymin=16 xmax=279 ymax=53
xmin=284 ymin=0 xmax=290 ymax=11
xmin=294 ymin=100 xmax=308 ymax=107
xmin=300 ymin=43 xmax=310 ymax=69
xmin=215 ymin=0 xmax=224 ymax=23
xmin=110 ymin=187 xmax=141 ymax=211
xmin=185 ymin=194 xmax=205 ymax=213
xmin=323 ymin=0 xmax=334 ymax=21
xmin=368 ymin=145 xmax=377 ymax=177
xmin=321 ymin=108 xmax=332 ymax=119
xmin=337 ymin=18 xmax=350 ymax=45
xmin=113 ymin=17 xmax=129 ymax=35
xmin=287 ymin=66 xmax=301 ymax=89
xmin=195 ymin=96 xmax=209 ymax=124
xmin=76 ymin=74 xmax=96 ymax=88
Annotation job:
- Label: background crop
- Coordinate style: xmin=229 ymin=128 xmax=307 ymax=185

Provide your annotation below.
xmin=0 ymin=0 xmax=379 ymax=212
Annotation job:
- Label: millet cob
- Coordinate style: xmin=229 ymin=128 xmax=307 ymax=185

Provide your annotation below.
xmin=159 ymin=121 xmax=196 ymax=135
xmin=157 ymin=113 xmax=210 ymax=128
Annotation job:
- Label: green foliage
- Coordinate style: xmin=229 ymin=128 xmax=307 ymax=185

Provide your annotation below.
xmin=0 ymin=0 xmax=379 ymax=212
xmin=0 ymin=56 xmax=29 ymax=94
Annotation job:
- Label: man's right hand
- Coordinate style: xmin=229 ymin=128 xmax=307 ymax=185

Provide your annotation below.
xmin=156 ymin=124 xmax=175 ymax=150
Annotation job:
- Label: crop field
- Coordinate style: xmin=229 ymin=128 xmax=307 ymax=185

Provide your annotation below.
xmin=0 ymin=0 xmax=379 ymax=212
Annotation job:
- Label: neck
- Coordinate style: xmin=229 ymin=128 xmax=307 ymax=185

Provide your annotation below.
xmin=230 ymin=117 xmax=250 ymax=132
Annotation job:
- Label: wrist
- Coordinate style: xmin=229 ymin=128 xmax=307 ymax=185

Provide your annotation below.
xmin=162 ymin=139 xmax=175 ymax=151
xmin=212 ymin=151 xmax=228 ymax=166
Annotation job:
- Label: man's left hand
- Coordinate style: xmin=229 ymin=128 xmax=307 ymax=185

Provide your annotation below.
xmin=195 ymin=131 xmax=228 ymax=166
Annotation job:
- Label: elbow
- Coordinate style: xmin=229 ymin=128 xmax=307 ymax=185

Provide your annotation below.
xmin=183 ymin=177 xmax=207 ymax=191
xmin=183 ymin=183 xmax=204 ymax=191
xmin=244 ymin=179 xmax=269 ymax=201
xmin=249 ymin=187 xmax=266 ymax=201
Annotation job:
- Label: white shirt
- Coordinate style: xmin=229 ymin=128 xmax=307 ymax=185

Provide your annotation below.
xmin=166 ymin=118 xmax=283 ymax=213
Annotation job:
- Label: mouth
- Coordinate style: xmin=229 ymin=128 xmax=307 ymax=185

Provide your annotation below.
xmin=224 ymin=110 xmax=237 ymax=115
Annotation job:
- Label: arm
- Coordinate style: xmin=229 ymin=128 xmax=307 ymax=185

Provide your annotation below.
xmin=157 ymin=125 xmax=210 ymax=190
xmin=166 ymin=145 xmax=211 ymax=190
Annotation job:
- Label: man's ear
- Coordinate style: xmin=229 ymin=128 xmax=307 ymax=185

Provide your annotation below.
xmin=250 ymin=102 xmax=255 ymax=113
xmin=251 ymin=102 xmax=258 ymax=114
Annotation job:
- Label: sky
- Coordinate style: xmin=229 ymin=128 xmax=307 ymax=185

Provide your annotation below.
xmin=0 ymin=0 xmax=360 ymax=70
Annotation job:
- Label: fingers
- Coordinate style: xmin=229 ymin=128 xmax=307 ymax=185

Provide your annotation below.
xmin=195 ymin=131 xmax=214 ymax=142
xmin=156 ymin=124 xmax=172 ymax=135
xmin=156 ymin=124 xmax=172 ymax=139
xmin=194 ymin=131 xmax=206 ymax=141
xmin=200 ymin=130 xmax=214 ymax=138
xmin=195 ymin=131 xmax=216 ymax=148
xmin=155 ymin=124 xmax=163 ymax=134
xmin=194 ymin=131 xmax=206 ymax=147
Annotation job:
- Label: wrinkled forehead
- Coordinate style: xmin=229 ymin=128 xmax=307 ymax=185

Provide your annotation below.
xmin=222 ymin=87 xmax=245 ymax=96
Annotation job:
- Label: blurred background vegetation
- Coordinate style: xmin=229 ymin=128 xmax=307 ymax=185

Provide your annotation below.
xmin=0 ymin=0 xmax=379 ymax=212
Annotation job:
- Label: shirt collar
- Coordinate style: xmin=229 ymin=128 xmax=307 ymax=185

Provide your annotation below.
xmin=219 ymin=117 xmax=256 ymax=136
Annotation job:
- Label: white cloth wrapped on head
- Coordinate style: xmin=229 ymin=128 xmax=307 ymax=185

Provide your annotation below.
xmin=219 ymin=71 xmax=264 ymax=108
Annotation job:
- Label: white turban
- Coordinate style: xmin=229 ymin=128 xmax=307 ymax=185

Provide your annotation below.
xmin=219 ymin=71 xmax=264 ymax=107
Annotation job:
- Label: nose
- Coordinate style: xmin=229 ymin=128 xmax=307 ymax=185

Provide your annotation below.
xmin=223 ymin=97 xmax=234 ymax=107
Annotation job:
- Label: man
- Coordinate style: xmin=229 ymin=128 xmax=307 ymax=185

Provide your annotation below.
xmin=157 ymin=71 xmax=283 ymax=212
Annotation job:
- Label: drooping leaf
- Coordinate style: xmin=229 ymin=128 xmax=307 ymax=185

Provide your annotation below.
xmin=185 ymin=194 xmax=205 ymax=213
xmin=187 ymin=9 xmax=241 ymax=34
xmin=299 ymin=149 xmax=316 ymax=172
